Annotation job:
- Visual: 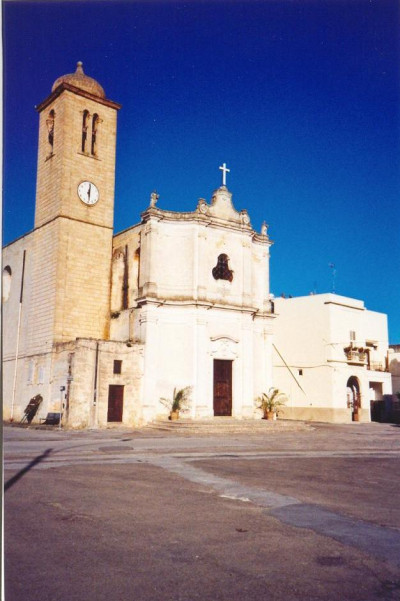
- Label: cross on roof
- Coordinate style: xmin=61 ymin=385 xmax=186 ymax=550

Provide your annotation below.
xmin=219 ymin=163 xmax=230 ymax=186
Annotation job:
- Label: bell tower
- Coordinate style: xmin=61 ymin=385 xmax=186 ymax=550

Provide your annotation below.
xmin=28 ymin=62 xmax=121 ymax=352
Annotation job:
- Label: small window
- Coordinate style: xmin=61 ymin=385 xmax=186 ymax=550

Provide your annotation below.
xmin=298 ymin=369 xmax=303 ymax=376
xmin=91 ymin=113 xmax=99 ymax=156
xmin=113 ymin=360 xmax=122 ymax=375
xmin=37 ymin=366 xmax=45 ymax=384
xmin=46 ymin=109 xmax=55 ymax=155
xmin=350 ymin=331 xmax=356 ymax=342
xmin=27 ymin=360 xmax=35 ymax=384
xmin=82 ymin=110 xmax=90 ymax=153
xmin=2 ymin=266 xmax=12 ymax=302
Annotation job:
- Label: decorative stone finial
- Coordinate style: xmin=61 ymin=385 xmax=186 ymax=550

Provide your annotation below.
xmin=76 ymin=61 xmax=84 ymax=73
xmin=150 ymin=190 xmax=159 ymax=207
xmin=240 ymin=210 xmax=250 ymax=226
xmin=197 ymin=198 xmax=208 ymax=214
xmin=261 ymin=221 xmax=268 ymax=236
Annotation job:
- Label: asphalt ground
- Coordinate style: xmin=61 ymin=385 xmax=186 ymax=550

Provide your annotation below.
xmin=3 ymin=422 xmax=400 ymax=601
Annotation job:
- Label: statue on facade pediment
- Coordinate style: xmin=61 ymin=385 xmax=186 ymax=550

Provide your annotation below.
xmin=240 ymin=210 xmax=250 ymax=225
xmin=150 ymin=190 xmax=159 ymax=207
xmin=197 ymin=198 xmax=208 ymax=214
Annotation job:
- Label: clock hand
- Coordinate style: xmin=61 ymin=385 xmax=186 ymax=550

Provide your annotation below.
xmin=88 ymin=183 xmax=91 ymax=202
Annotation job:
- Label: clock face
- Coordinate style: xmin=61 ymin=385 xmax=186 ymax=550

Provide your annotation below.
xmin=77 ymin=181 xmax=99 ymax=206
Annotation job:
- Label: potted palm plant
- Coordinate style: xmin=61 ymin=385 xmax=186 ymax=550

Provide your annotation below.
xmin=161 ymin=386 xmax=192 ymax=420
xmin=255 ymin=388 xmax=287 ymax=420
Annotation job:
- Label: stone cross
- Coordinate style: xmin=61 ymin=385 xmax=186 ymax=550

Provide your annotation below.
xmin=219 ymin=163 xmax=230 ymax=186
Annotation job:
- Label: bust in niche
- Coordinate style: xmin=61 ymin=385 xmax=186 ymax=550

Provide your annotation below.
xmin=212 ymin=254 xmax=233 ymax=283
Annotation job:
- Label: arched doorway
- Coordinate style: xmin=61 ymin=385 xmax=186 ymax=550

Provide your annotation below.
xmin=346 ymin=376 xmax=361 ymax=421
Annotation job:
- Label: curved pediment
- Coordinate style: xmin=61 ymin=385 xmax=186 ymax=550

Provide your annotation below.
xmin=207 ymin=186 xmax=250 ymax=227
xmin=210 ymin=335 xmax=239 ymax=359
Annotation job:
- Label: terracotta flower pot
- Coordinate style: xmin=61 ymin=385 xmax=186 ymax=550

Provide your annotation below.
xmin=264 ymin=411 xmax=275 ymax=420
xmin=169 ymin=410 xmax=180 ymax=421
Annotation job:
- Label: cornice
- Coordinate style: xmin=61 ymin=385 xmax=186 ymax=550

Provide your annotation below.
xmin=140 ymin=206 xmax=272 ymax=244
xmin=36 ymin=82 xmax=122 ymax=112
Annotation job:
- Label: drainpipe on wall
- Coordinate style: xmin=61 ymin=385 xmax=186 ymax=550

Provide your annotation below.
xmin=122 ymin=245 xmax=129 ymax=310
xmin=92 ymin=341 xmax=100 ymax=428
xmin=10 ymin=250 xmax=26 ymax=422
xmin=65 ymin=352 xmax=73 ymax=422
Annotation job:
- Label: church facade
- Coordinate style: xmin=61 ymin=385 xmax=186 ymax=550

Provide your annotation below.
xmin=3 ymin=64 xmax=274 ymax=428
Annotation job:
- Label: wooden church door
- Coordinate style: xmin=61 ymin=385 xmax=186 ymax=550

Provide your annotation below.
xmin=213 ymin=360 xmax=232 ymax=416
xmin=107 ymin=385 xmax=124 ymax=422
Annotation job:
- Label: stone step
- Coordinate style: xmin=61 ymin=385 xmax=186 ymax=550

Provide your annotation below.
xmin=144 ymin=417 xmax=311 ymax=434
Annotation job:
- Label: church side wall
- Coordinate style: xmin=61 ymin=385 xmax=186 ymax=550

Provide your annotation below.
xmin=111 ymin=227 xmax=141 ymax=314
xmin=2 ymin=232 xmax=52 ymax=422
xmin=3 ymin=234 xmax=34 ymax=361
xmin=3 ymin=352 xmax=55 ymax=422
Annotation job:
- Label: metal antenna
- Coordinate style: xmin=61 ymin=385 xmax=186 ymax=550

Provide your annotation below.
xmin=328 ymin=263 xmax=336 ymax=294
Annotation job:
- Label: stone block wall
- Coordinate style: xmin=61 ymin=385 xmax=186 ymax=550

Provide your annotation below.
xmin=35 ymin=89 xmax=118 ymax=230
xmin=67 ymin=339 xmax=144 ymax=428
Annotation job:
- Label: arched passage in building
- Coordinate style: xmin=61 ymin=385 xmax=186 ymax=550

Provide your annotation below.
xmin=346 ymin=376 xmax=361 ymax=421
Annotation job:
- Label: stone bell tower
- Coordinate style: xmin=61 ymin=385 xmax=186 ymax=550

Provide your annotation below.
xmin=28 ymin=62 xmax=121 ymax=353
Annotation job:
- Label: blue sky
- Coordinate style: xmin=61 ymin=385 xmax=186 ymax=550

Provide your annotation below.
xmin=3 ymin=0 xmax=400 ymax=342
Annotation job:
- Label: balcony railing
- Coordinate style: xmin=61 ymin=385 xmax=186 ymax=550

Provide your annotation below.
xmin=345 ymin=349 xmax=367 ymax=364
xmin=344 ymin=345 xmax=389 ymax=371
xmin=369 ymin=361 xmax=386 ymax=372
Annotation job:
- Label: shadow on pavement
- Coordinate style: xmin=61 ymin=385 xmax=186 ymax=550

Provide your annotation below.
xmin=4 ymin=448 xmax=53 ymax=492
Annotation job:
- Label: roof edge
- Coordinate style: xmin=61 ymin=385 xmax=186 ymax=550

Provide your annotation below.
xmin=36 ymin=82 xmax=122 ymax=112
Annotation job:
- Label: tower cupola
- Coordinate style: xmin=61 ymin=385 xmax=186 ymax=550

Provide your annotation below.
xmin=52 ymin=61 xmax=105 ymax=98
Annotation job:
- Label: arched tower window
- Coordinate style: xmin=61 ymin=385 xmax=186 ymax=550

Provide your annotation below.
xmin=82 ymin=110 xmax=90 ymax=153
xmin=91 ymin=113 xmax=99 ymax=156
xmin=46 ymin=110 xmax=55 ymax=156
xmin=212 ymin=254 xmax=233 ymax=282
xmin=2 ymin=266 xmax=12 ymax=302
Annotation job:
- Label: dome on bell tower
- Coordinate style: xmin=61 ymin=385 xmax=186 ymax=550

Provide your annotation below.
xmin=51 ymin=61 xmax=105 ymax=98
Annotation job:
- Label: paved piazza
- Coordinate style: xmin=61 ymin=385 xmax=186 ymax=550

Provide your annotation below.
xmin=4 ymin=421 xmax=400 ymax=601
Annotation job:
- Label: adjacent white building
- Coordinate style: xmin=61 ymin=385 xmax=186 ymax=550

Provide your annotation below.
xmin=272 ymin=294 xmax=392 ymax=422
xmin=389 ymin=345 xmax=400 ymax=396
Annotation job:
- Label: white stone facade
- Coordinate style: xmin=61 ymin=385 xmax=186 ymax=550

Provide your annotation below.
xmin=272 ymin=294 xmax=392 ymax=423
xmin=110 ymin=187 xmax=274 ymax=421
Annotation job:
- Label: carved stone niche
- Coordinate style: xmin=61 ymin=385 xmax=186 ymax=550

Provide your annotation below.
xmin=210 ymin=336 xmax=239 ymax=360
